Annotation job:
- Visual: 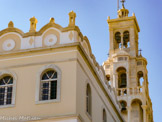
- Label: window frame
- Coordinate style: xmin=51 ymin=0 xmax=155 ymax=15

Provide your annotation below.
xmin=40 ymin=70 xmax=58 ymax=101
xmin=103 ymin=108 xmax=107 ymax=122
xmin=35 ymin=64 xmax=61 ymax=104
xmin=86 ymin=83 xmax=92 ymax=117
xmin=0 ymin=70 xmax=17 ymax=108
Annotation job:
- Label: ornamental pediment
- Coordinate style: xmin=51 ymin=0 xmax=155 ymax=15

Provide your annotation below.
xmin=0 ymin=16 xmax=81 ymax=53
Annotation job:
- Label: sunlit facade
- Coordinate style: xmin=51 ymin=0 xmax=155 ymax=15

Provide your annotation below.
xmin=0 ymin=3 xmax=153 ymax=122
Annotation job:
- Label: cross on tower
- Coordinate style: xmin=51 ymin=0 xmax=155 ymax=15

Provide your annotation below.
xmin=139 ymin=49 xmax=142 ymax=56
xmin=121 ymin=0 xmax=125 ymax=8
xmin=107 ymin=53 xmax=109 ymax=57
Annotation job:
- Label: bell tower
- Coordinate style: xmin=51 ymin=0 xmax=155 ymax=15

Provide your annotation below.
xmin=103 ymin=1 xmax=153 ymax=122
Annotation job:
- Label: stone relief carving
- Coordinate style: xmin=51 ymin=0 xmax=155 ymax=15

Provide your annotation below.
xmin=44 ymin=34 xmax=57 ymax=46
xmin=3 ymin=39 xmax=15 ymax=51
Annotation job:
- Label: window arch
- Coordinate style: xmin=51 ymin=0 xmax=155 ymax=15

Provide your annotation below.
xmin=103 ymin=109 xmax=107 ymax=122
xmin=106 ymin=74 xmax=111 ymax=86
xmin=137 ymin=71 xmax=144 ymax=86
xmin=86 ymin=83 xmax=92 ymax=116
xmin=36 ymin=64 xmax=61 ymax=103
xmin=115 ymin=32 xmax=121 ymax=49
xmin=0 ymin=70 xmax=17 ymax=108
xmin=40 ymin=70 xmax=57 ymax=101
xmin=131 ymin=99 xmax=143 ymax=121
xmin=123 ymin=31 xmax=130 ymax=48
xmin=120 ymin=101 xmax=127 ymax=113
xmin=0 ymin=70 xmax=16 ymax=108
xmin=117 ymin=67 xmax=127 ymax=88
xmin=115 ymin=32 xmax=121 ymax=43
xmin=0 ymin=75 xmax=13 ymax=106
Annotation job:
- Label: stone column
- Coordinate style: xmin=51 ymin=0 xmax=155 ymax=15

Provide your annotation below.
xmin=147 ymin=111 xmax=150 ymax=122
xmin=121 ymin=34 xmax=123 ymax=48
xmin=141 ymin=105 xmax=148 ymax=122
xmin=126 ymin=71 xmax=130 ymax=95
xmin=127 ymin=106 xmax=132 ymax=122
xmin=126 ymin=71 xmax=129 ymax=87
xmin=109 ymin=29 xmax=114 ymax=52
xmin=113 ymin=74 xmax=116 ymax=88
xmin=113 ymin=73 xmax=118 ymax=95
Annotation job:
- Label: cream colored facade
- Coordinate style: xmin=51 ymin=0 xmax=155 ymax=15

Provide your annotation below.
xmin=0 ymin=11 xmax=124 ymax=122
xmin=103 ymin=3 xmax=153 ymax=122
xmin=0 ymin=3 xmax=153 ymax=122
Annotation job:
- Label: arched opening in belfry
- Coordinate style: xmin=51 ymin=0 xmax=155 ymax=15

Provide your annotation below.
xmin=120 ymin=100 xmax=127 ymax=120
xmin=131 ymin=99 xmax=143 ymax=122
xmin=120 ymin=100 xmax=127 ymax=112
xmin=123 ymin=31 xmax=130 ymax=48
xmin=106 ymin=74 xmax=111 ymax=86
xmin=137 ymin=71 xmax=144 ymax=86
xmin=117 ymin=67 xmax=127 ymax=88
xmin=115 ymin=32 xmax=121 ymax=49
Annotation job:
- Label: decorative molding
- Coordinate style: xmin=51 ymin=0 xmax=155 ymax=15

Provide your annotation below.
xmin=2 ymin=39 xmax=15 ymax=51
xmin=43 ymin=34 xmax=57 ymax=46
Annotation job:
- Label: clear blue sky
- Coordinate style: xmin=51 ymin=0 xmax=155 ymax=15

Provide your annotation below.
xmin=0 ymin=0 xmax=161 ymax=121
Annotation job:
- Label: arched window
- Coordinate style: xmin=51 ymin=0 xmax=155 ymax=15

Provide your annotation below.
xmin=36 ymin=64 xmax=61 ymax=104
xmin=106 ymin=74 xmax=110 ymax=81
xmin=120 ymin=101 xmax=127 ymax=112
xmin=106 ymin=74 xmax=111 ymax=86
xmin=86 ymin=84 xmax=92 ymax=116
xmin=120 ymin=73 xmax=127 ymax=87
xmin=103 ymin=109 xmax=107 ymax=122
xmin=117 ymin=67 xmax=127 ymax=88
xmin=40 ymin=70 xmax=57 ymax=101
xmin=131 ymin=99 xmax=143 ymax=121
xmin=0 ymin=75 xmax=13 ymax=105
xmin=123 ymin=31 xmax=130 ymax=48
xmin=115 ymin=32 xmax=121 ymax=48
xmin=137 ymin=71 xmax=144 ymax=86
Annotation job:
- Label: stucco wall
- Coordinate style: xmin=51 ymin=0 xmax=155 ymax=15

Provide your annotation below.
xmin=76 ymin=52 xmax=122 ymax=122
xmin=0 ymin=47 xmax=77 ymax=120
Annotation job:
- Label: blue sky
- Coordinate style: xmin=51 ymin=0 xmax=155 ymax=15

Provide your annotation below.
xmin=0 ymin=0 xmax=161 ymax=121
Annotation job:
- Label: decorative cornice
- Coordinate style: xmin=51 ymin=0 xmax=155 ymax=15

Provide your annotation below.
xmin=107 ymin=16 xmax=140 ymax=32
xmin=0 ymin=27 xmax=24 ymax=37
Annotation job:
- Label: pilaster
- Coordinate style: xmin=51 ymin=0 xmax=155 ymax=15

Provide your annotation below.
xmin=141 ymin=105 xmax=148 ymax=122
xmin=127 ymin=106 xmax=132 ymax=122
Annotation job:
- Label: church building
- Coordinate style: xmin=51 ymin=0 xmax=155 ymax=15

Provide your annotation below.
xmin=0 ymin=1 xmax=153 ymax=122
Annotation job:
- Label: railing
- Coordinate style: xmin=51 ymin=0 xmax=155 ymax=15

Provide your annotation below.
xmin=117 ymin=86 xmax=143 ymax=96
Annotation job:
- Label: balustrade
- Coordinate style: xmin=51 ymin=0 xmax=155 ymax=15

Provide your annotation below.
xmin=117 ymin=86 xmax=143 ymax=96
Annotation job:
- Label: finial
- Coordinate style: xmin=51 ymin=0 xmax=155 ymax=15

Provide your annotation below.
xmin=8 ymin=21 xmax=14 ymax=28
xmin=117 ymin=0 xmax=129 ymax=18
xmin=132 ymin=13 xmax=135 ymax=16
xmin=121 ymin=0 xmax=125 ymax=8
xmin=139 ymin=49 xmax=142 ymax=56
xmin=68 ymin=10 xmax=76 ymax=27
xmin=107 ymin=16 xmax=110 ymax=20
xmin=29 ymin=16 xmax=38 ymax=32
xmin=50 ymin=17 xmax=55 ymax=23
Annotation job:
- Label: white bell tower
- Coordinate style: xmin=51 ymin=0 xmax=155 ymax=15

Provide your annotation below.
xmin=103 ymin=1 xmax=153 ymax=122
